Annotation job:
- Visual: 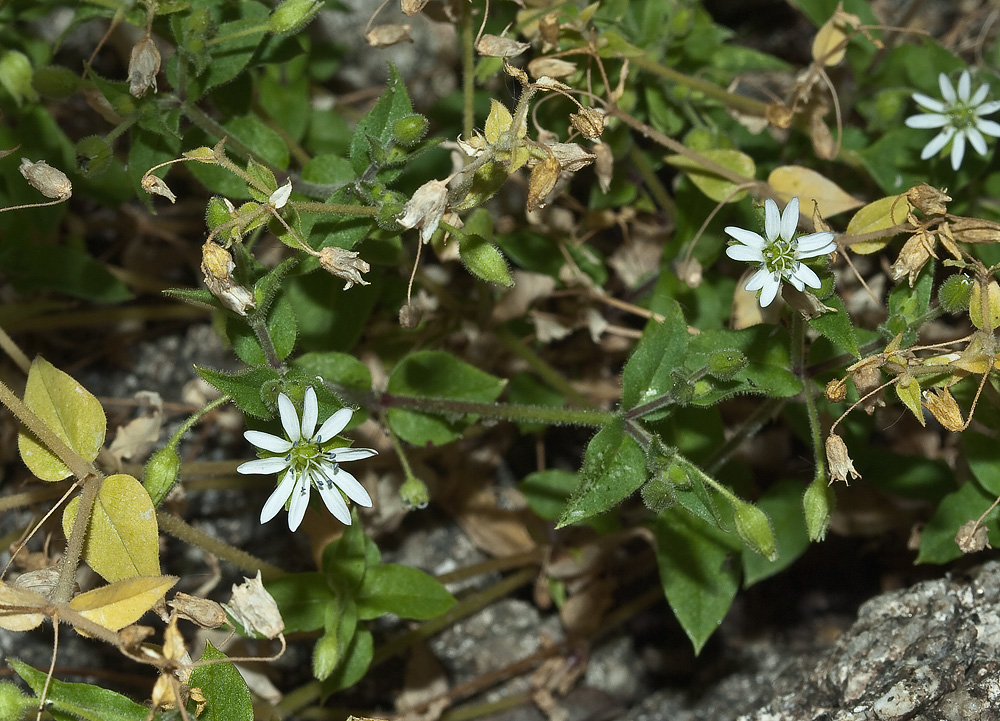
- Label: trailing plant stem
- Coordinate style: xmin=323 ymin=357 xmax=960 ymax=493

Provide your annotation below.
xmin=56 ymin=478 xmax=99 ymax=603
xmin=156 ymin=511 xmax=285 ymax=579
xmin=379 ymin=393 xmax=616 ymax=427
xmin=792 ymin=315 xmax=826 ymax=483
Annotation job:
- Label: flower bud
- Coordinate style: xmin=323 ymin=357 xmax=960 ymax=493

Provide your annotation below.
xmin=128 ymin=36 xmax=161 ymax=98
xmin=206 ymin=196 xmax=237 ymax=232
xmin=825 ymin=433 xmax=861 ymax=484
xmin=0 ymin=50 xmax=36 ymax=106
xmin=706 ymin=349 xmax=748 ymax=380
xmin=802 ymin=476 xmax=834 ymax=541
xmin=969 ymin=279 xmax=1000 ymax=331
xmin=640 ymin=476 xmax=676 ymax=513
xmin=399 ymin=476 xmax=430 ymax=510
xmin=732 ymin=500 xmax=776 ymax=561
xmin=19 ymin=158 xmax=72 ymax=199
xmin=312 ymin=631 xmax=340 ymax=680
xmin=269 ymin=0 xmax=323 ymax=33
xmin=318 ymin=247 xmax=371 ymax=289
xmin=144 ymin=444 xmax=181 ymax=507
xmin=33 ymin=65 xmax=80 ymax=98
xmin=0 ymin=681 xmax=32 ymax=720
xmin=938 ymin=274 xmax=972 ymax=313
xmin=392 ymin=114 xmax=429 ymax=147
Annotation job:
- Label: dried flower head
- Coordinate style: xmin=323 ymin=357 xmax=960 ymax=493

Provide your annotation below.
xmin=201 ymin=242 xmax=255 ymax=316
xmin=826 ymin=433 xmax=861 ymax=485
xmin=825 ymin=377 xmax=847 ymax=403
xmin=955 ymin=520 xmax=991 ymax=554
xmin=19 ymin=158 xmax=72 ymax=200
xmin=141 ymin=173 xmax=176 ymax=203
xmin=397 ymin=179 xmax=449 ymax=243
xmin=923 ymin=387 xmax=965 ymax=432
xmin=128 ymin=36 xmax=161 ymax=98
xmin=569 ymin=106 xmax=605 ymax=139
xmin=222 ymin=571 xmax=284 ymax=639
xmin=318 ymin=246 xmax=371 ymax=289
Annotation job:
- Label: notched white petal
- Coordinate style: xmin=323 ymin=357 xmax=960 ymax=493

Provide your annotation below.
xmin=329 ymin=447 xmax=378 ymax=463
xmin=905 ymin=113 xmax=949 ymax=129
xmin=763 ymin=198 xmax=780 ymax=241
xmin=724 ymin=227 xmax=767 ymax=248
xmin=315 ymin=407 xmax=353 ymax=442
xmin=277 ymin=393 xmax=301 ymax=442
xmin=261 ymin=469 xmax=298 ymax=524
xmin=726 ymin=244 xmax=765 ymax=263
xmin=287 ymin=476 xmax=311 ymax=531
xmin=244 ymin=430 xmax=293 ymax=454
xmin=238 ymin=457 xmax=291 ymax=475
xmin=778 ymin=197 xmax=799 ymax=241
xmin=301 ymin=387 xmax=319 ymax=440
xmin=317 ymin=478 xmax=352 ymax=525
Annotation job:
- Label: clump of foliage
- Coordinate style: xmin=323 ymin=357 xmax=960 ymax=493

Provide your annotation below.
xmin=1 ymin=0 xmax=1000 ymax=718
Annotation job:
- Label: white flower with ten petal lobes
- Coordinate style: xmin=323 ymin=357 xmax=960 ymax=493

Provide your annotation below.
xmin=724 ymin=197 xmax=837 ymax=308
xmin=905 ymin=70 xmax=1000 ymax=171
xmin=237 ymin=387 xmax=377 ymax=531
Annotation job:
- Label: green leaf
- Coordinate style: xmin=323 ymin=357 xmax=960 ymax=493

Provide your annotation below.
xmin=293 ymin=352 xmax=373 ymax=393
xmin=653 ymin=509 xmax=741 ymax=653
xmin=521 ymin=469 xmax=579 ymax=521
xmin=742 ymin=480 xmax=811 ymax=586
xmin=664 ymin=149 xmax=755 ymax=203
xmin=322 ymin=516 xmax=371 ymax=596
xmin=807 ymin=293 xmax=860 ymax=358
xmin=356 ymin=564 xmax=456 ymax=620
xmin=620 ymin=300 xmax=689 ymax=412
xmin=458 ymin=234 xmax=513 ymax=286
xmin=916 ymin=481 xmax=1000 ymax=564
xmin=265 ymin=572 xmax=333 ymax=633
xmin=195 ymin=365 xmax=281 ymax=418
xmin=183 ymin=2 xmax=269 ymax=96
xmin=251 ymin=256 xmax=299 ymax=316
xmin=321 ymin=627 xmax=374 ymax=694
xmin=10 ymin=659 xmax=149 ymax=721
xmin=189 ymin=641 xmax=253 ymax=721
xmin=302 ymin=153 xmax=356 ymax=185
xmin=964 ymin=432 xmax=1000 ymax=495
xmin=349 ymin=63 xmax=413 ymax=177
xmin=882 ymin=265 xmax=934 ymax=344
xmin=17 ymin=356 xmax=107 ymax=481
xmin=244 ymin=156 xmax=280 ymax=202
xmin=557 ymin=418 xmax=645 ymax=528
xmin=386 ymin=351 xmax=507 ymax=447
xmin=0 ymin=241 xmax=132 ymax=303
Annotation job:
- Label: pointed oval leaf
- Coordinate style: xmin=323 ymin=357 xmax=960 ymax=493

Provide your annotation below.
xmin=17 ymin=357 xmax=106 ymax=481
xmin=190 ymin=641 xmax=254 ymax=721
xmin=665 ymin=149 xmax=755 ymax=203
xmin=356 ymin=564 xmax=456 ymax=620
xmin=62 ymin=474 xmax=160 ymax=583
xmin=68 ymin=575 xmax=177 ymax=631
xmin=11 ymin=659 xmax=152 ymax=721
xmin=845 ymin=195 xmax=912 ymax=254
xmin=768 ymin=165 xmax=862 ymax=217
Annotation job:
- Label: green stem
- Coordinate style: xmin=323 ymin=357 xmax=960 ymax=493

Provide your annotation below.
xmin=156 ymin=511 xmax=285 ymax=579
xmin=379 ymin=392 xmax=616 ymax=427
xmin=184 ymin=103 xmax=275 ymax=182
xmin=704 ymin=397 xmax=786 ymax=475
xmin=206 ymin=22 xmax=270 ymax=46
xmin=249 ymin=313 xmax=283 ymax=371
xmin=792 ymin=315 xmax=825 ymax=483
xmin=55 ymin=477 xmax=100 ymax=603
xmin=628 ymin=144 xmax=676 ymax=220
xmin=630 ymin=54 xmax=770 ymax=117
xmin=461 ymin=0 xmax=475 ymax=138
xmin=290 ymin=201 xmax=377 ymax=216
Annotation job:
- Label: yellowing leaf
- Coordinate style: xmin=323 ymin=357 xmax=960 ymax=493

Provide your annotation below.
xmin=69 ymin=575 xmax=177 ymax=632
xmin=665 ymin=149 xmax=755 ymax=203
xmin=845 ymin=195 xmax=912 ymax=254
xmin=768 ymin=166 xmax=862 ymax=217
xmin=484 ymin=99 xmax=514 ymax=144
xmin=811 ymin=10 xmax=859 ymax=66
xmin=0 ymin=582 xmax=47 ymax=631
xmin=62 ymin=474 xmax=160 ymax=583
xmin=970 ymin=280 xmax=1000 ymax=331
xmin=17 ymin=357 xmax=106 ymax=481
xmin=895 ymin=374 xmax=924 ymax=426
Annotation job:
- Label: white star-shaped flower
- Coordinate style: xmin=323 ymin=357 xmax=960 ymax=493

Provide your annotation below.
xmin=905 ymin=70 xmax=1000 ymax=171
xmin=237 ymin=387 xmax=377 ymax=531
xmin=724 ymin=197 xmax=837 ymax=308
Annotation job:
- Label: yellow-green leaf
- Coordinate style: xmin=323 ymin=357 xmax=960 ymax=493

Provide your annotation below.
xmin=62 ymin=474 xmax=160 ymax=583
xmin=970 ymin=280 xmax=1000 ymax=331
xmin=665 ymin=149 xmax=755 ymax=203
xmin=768 ymin=166 xmax=862 ymax=217
xmin=17 ymin=357 xmax=106 ymax=481
xmin=0 ymin=582 xmax=46 ymax=631
xmin=845 ymin=195 xmax=912 ymax=254
xmin=68 ymin=575 xmax=177 ymax=632
xmin=895 ymin=374 xmax=924 ymax=426
xmin=484 ymin=99 xmax=514 ymax=144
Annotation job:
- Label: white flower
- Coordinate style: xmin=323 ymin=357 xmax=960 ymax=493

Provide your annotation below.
xmin=237 ymin=387 xmax=377 ymax=531
xmin=904 ymin=70 xmax=1000 ymax=171
xmin=724 ymin=197 xmax=837 ymax=308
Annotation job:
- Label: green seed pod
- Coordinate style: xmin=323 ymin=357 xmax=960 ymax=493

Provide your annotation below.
xmin=399 ymin=476 xmax=430 ymax=510
xmin=376 ymin=197 xmax=405 ymax=231
xmin=938 ymin=274 xmax=973 ymax=314
xmin=0 ymin=50 xmax=36 ymax=105
xmin=206 ymin=196 xmax=235 ymax=232
xmin=269 ymin=0 xmax=323 ymax=33
xmin=312 ymin=631 xmax=340 ymax=681
xmin=640 ymin=476 xmax=676 ymax=513
xmin=0 ymin=681 xmax=32 ymax=720
xmin=706 ymin=349 xmax=748 ymax=380
xmin=392 ymin=114 xmax=429 ymax=147
xmin=733 ymin=500 xmax=776 ymax=561
xmin=75 ymin=135 xmax=114 ymax=176
xmin=33 ymin=65 xmax=80 ymax=98
xmin=803 ymin=476 xmax=835 ymax=542
xmin=144 ymin=444 xmax=181 ymax=507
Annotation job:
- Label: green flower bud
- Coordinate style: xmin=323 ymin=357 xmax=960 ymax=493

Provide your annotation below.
xmin=392 ymin=114 xmax=429 ymax=147
xmin=706 ymin=349 xmax=748 ymax=380
xmin=269 ymin=0 xmax=323 ymax=33
xmin=938 ymin=274 xmax=972 ymax=314
xmin=75 ymin=135 xmax=114 ymax=176
xmin=399 ymin=476 xmax=430 ymax=510
xmin=803 ymin=476 xmax=835 ymax=542
xmin=33 ymin=65 xmax=80 ymax=98
xmin=0 ymin=50 xmax=37 ymax=106
xmin=143 ymin=444 xmax=181 ymax=507
xmin=376 ymin=198 xmax=405 ymax=231
xmin=640 ymin=476 xmax=676 ymax=513
xmin=0 ymin=681 xmax=32 ymax=721
xmin=733 ymin=500 xmax=776 ymax=561
xmin=312 ymin=631 xmax=340 ymax=681
xmin=206 ymin=196 xmax=236 ymax=232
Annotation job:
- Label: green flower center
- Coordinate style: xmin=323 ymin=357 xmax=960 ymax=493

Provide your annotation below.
xmin=287 ymin=440 xmax=323 ymax=471
xmin=761 ymin=237 xmax=797 ymax=275
xmin=950 ymin=102 xmax=977 ymax=130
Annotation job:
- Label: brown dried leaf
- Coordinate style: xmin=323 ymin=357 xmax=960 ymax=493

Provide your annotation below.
xmin=528 ymin=57 xmax=577 ymax=79
xmin=365 ymin=24 xmax=413 ymax=47
xmin=476 ymin=34 xmax=530 ymax=57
